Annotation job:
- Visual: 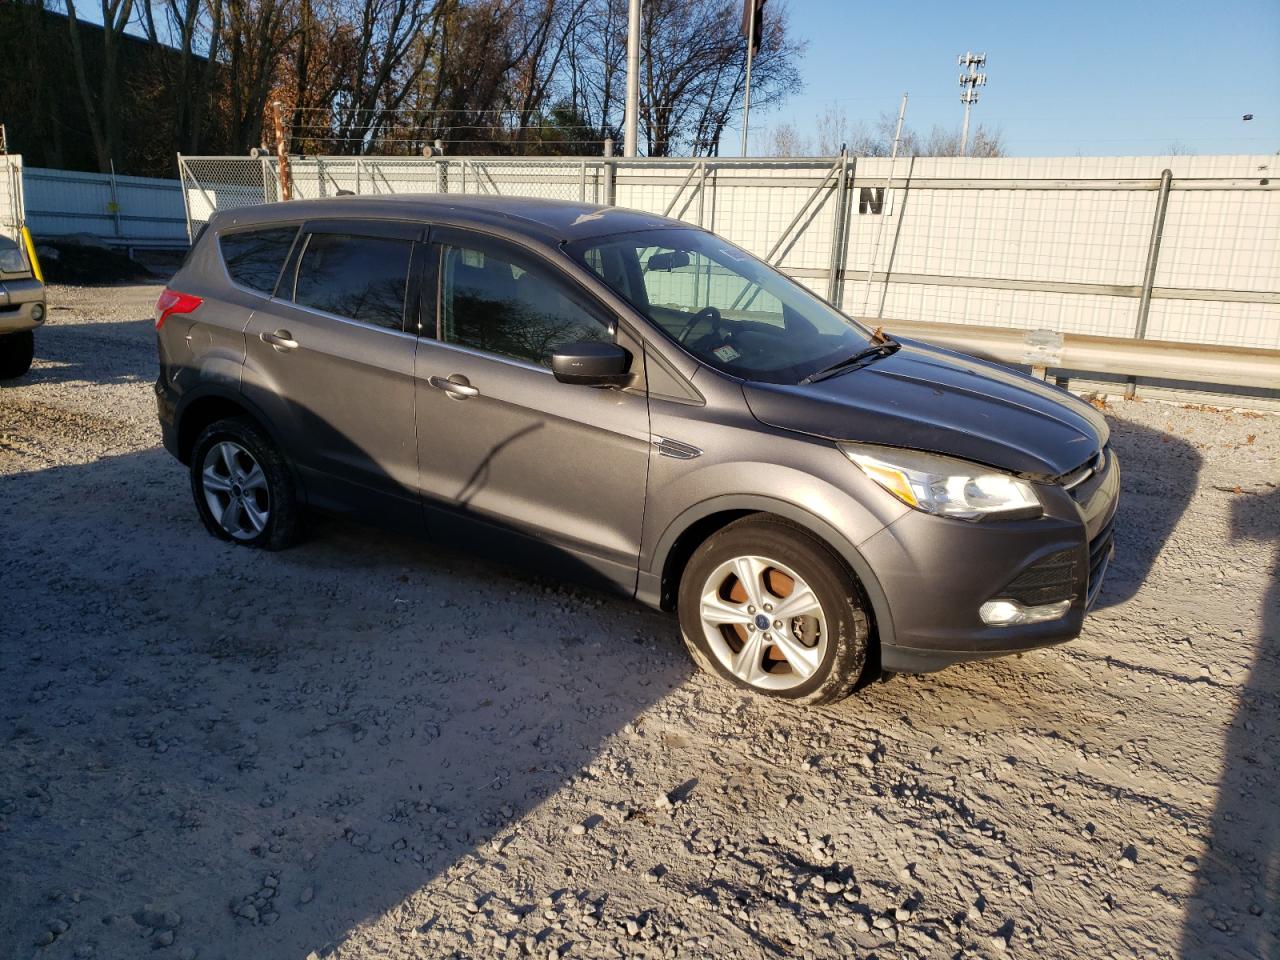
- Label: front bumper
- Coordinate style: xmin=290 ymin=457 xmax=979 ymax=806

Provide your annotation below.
xmin=866 ymin=449 xmax=1120 ymax=673
xmin=0 ymin=276 xmax=47 ymax=334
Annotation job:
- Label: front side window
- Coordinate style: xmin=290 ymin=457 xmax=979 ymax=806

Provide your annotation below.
xmin=569 ymin=228 xmax=872 ymax=385
xmin=293 ymin=232 xmax=413 ymax=331
xmin=219 ymin=226 xmax=297 ymax=294
xmin=439 ymin=243 xmax=611 ymax=366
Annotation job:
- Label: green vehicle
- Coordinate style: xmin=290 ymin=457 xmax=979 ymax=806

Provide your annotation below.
xmin=0 ymin=228 xmax=46 ymax=379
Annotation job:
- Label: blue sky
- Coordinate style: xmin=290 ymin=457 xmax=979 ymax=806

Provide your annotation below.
xmin=758 ymin=0 xmax=1280 ymax=156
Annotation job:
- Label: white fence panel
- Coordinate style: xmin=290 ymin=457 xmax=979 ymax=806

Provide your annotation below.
xmin=177 ymin=153 xmax=1280 ymax=351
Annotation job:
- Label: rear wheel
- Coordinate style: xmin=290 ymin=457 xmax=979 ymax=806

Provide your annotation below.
xmin=678 ymin=516 xmax=871 ymax=705
xmin=190 ymin=417 xmax=299 ymax=550
xmin=0 ymin=330 xmax=34 ymax=379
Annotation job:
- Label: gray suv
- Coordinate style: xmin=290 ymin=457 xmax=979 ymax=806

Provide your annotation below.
xmin=155 ymin=196 xmax=1118 ymax=705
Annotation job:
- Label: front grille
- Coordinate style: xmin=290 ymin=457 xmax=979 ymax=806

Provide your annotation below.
xmin=1086 ymin=517 xmax=1116 ymax=606
xmin=1000 ymin=548 xmax=1078 ymax=606
xmin=1056 ymin=445 xmax=1109 ymax=498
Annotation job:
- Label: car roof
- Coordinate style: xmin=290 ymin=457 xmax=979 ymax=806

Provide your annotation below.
xmin=210 ymin=194 xmax=697 ymax=245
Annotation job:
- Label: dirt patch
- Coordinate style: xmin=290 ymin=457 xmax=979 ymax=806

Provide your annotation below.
xmin=1 ymin=284 xmax=1277 ymax=959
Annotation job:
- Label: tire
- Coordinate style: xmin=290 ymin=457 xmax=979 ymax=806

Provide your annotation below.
xmin=190 ymin=417 xmax=300 ymax=550
xmin=677 ymin=515 xmax=871 ymax=705
xmin=0 ymin=330 xmax=34 ymax=380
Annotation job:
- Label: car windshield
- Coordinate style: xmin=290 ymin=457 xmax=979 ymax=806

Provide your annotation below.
xmin=566 ymin=227 xmax=872 ymax=385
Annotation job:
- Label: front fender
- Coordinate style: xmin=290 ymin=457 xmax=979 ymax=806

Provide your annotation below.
xmin=640 ymin=483 xmax=901 ymax=652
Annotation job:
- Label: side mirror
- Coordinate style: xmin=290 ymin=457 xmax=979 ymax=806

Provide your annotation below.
xmin=551 ymin=341 xmax=632 ymax=387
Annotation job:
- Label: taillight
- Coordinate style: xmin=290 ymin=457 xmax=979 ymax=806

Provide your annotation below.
xmin=154 ymin=289 xmax=203 ymax=329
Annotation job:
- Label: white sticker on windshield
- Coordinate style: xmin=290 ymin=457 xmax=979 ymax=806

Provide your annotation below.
xmin=713 ymin=344 xmax=741 ymax=363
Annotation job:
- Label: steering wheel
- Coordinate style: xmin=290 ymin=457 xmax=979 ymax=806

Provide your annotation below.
xmin=677 ymin=306 xmax=723 ymax=344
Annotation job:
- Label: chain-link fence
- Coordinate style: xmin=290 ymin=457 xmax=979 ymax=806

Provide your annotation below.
xmin=177 ymin=153 xmax=1280 ymax=351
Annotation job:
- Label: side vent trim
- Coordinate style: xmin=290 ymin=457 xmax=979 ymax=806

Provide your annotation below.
xmin=653 ymin=437 xmax=702 ymax=460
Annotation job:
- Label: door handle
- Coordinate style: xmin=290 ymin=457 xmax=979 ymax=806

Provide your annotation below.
xmin=429 ymin=375 xmax=479 ymax=399
xmin=260 ymin=330 xmax=299 ymax=351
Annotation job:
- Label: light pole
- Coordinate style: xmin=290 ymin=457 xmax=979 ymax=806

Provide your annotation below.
xmin=957 ymin=51 xmax=987 ymax=156
xmin=623 ymin=0 xmax=641 ymax=157
xmin=740 ymin=0 xmax=760 ymax=156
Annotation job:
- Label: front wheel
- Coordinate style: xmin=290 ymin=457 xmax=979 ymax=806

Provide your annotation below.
xmin=190 ymin=417 xmax=299 ymax=550
xmin=677 ymin=516 xmax=871 ymax=705
xmin=0 ymin=330 xmax=34 ymax=379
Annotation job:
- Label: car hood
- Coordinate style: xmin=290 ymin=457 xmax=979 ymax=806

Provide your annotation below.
xmin=741 ymin=337 xmax=1109 ymax=478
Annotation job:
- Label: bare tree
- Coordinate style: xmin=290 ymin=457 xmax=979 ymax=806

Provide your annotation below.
xmin=758 ymin=121 xmax=809 ymax=157
xmin=62 ymin=0 xmax=136 ymax=171
xmin=222 ymin=0 xmax=296 ymax=150
xmin=809 ymin=105 xmax=1003 ymax=159
xmin=638 ymin=0 xmax=801 ymax=156
xmin=138 ymin=0 xmax=226 ymax=153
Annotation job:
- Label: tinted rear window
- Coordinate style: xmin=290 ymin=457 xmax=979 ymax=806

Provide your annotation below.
xmin=219 ymin=226 xmax=298 ymax=294
xmin=293 ymin=233 xmax=413 ymax=331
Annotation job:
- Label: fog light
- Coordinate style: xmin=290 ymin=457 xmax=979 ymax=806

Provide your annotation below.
xmin=979 ymin=598 xmax=1072 ymax=626
xmin=31 ymin=303 xmax=44 ymax=322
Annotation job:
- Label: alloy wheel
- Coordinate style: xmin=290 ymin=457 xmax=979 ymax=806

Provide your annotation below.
xmin=200 ymin=440 xmax=270 ymax=541
xmin=698 ymin=555 xmax=828 ymax=691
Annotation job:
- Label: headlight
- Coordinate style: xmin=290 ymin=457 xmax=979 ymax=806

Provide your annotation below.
xmin=839 ymin=443 xmax=1042 ymax=521
xmin=0 ymin=246 xmax=24 ymax=274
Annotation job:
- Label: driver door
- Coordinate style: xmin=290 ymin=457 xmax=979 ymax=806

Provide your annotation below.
xmin=413 ymin=229 xmax=652 ymax=592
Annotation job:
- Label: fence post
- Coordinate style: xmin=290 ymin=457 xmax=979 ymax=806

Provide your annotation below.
xmin=177 ymin=155 xmax=194 ymax=241
xmin=826 ymin=150 xmax=852 ymax=305
xmin=1135 ymin=169 xmax=1173 ymax=341
xmin=603 ymin=138 xmax=615 ymax=207
xmin=1127 ymin=168 xmax=1173 ymax=397
xmin=107 ymin=160 xmax=123 ymax=237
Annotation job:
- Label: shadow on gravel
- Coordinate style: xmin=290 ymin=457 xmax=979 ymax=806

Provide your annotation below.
xmin=1092 ymin=410 xmax=1202 ymax=609
xmin=0 ymin=318 xmax=157 ymax=388
xmin=1181 ymin=485 xmax=1280 ymax=960
xmin=0 ymin=446 xmax=686 ymax=958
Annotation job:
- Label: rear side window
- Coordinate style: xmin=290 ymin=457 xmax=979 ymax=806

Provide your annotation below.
xmin=294 ymin=233 xmax=413 ymax=331
xmin=219 ymin=226 xmax=297 ymax=294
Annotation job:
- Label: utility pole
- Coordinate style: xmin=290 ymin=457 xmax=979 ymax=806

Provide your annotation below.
xmin=740 ymin=0 xmax=758 ymax=156
xmin=740 ymin=0 xmax=765 ymax=156
xmin=623 ymin=0 xmax=641 ymax=157
xmin=957 ymin=52 xmax=987 ymax=156
xmin=271 ymin=100 xmax=292 ymax=201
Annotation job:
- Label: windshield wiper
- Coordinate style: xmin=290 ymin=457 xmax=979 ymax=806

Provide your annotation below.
xmin=800 ymin=338 xmax=901 ymax=385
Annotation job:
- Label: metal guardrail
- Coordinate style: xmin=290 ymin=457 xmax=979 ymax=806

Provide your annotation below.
xmin=881 ymin=318 xmax=1280 ymax=391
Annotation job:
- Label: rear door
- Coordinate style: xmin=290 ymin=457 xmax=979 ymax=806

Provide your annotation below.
xmin=241 ymin=218 xmax=425 ymax=526
xmin=413 ymin=229 xmax=651 ymax=592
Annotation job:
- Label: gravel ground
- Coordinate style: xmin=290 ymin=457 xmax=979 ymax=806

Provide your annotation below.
xmin=1 ymin=283 xmax=1277 ymax=960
